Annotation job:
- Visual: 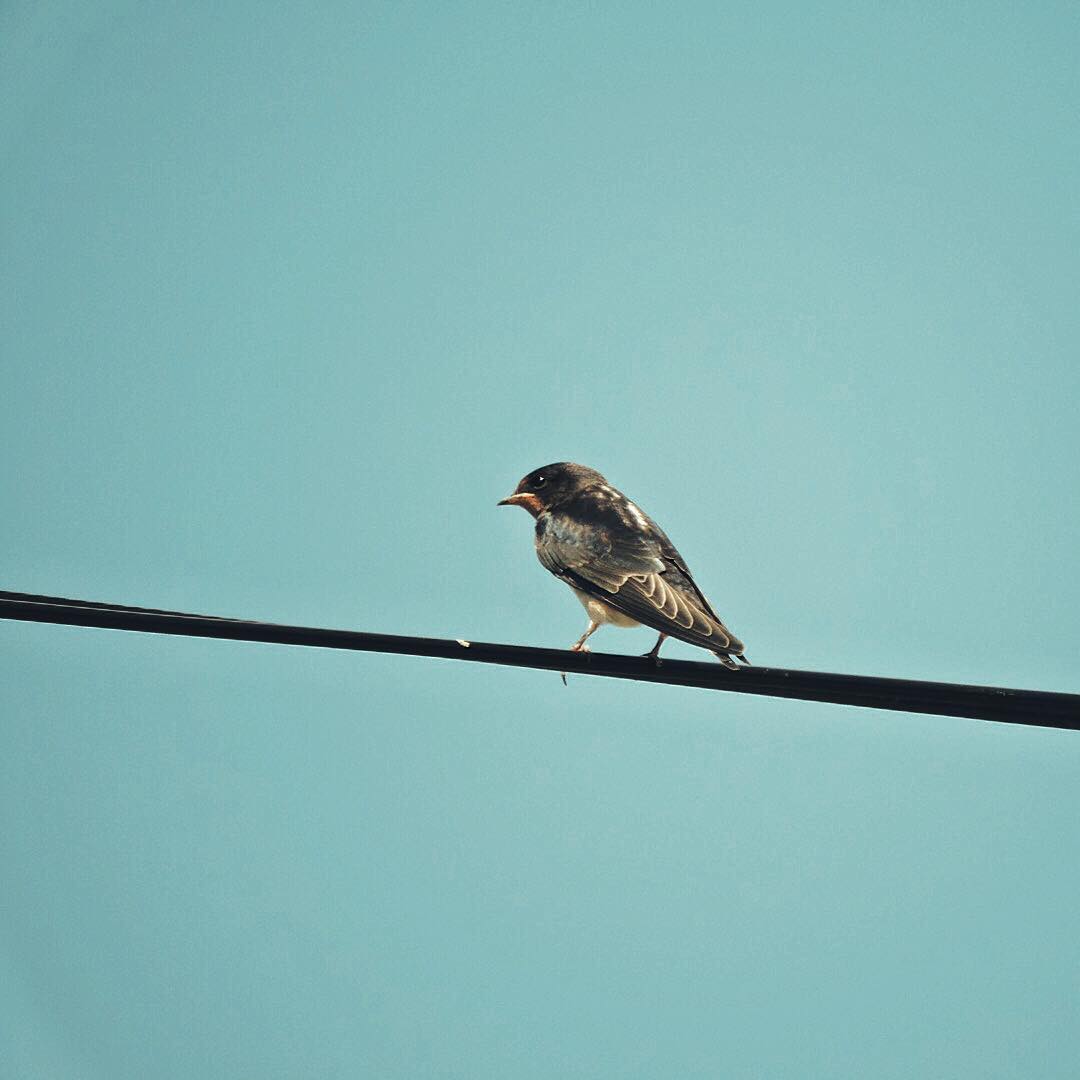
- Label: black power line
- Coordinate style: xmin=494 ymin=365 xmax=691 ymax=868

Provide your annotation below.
xmin=2 ymin=591 xmax=1077 ymax=729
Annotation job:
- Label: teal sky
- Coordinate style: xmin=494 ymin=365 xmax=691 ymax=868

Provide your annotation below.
xmin=3 ymin=4 xmax=1079 ymax=1077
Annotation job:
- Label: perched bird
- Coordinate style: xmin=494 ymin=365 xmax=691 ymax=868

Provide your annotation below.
xmin=498 ymin=462 xmax=748 ymax=668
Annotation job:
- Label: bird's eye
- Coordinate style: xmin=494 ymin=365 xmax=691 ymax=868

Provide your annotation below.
xmin=532 ymin=474 xmax=547 ymax=488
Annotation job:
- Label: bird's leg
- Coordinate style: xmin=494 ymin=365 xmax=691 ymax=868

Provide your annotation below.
xmin=643 ymin=632 xmax=668 ymax=664
xmin=570 ymin=620 xmax=600 ymax=653
xmin=562 ymin=620 xmax=600 ymax=686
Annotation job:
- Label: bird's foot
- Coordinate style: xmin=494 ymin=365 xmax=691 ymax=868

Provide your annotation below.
xmin=569 ymin=642 xmax=591 ymax=653
xmin=642 ymin=633 xmax=667 ymax=666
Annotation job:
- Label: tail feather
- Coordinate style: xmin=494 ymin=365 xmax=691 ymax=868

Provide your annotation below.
xmin=714 ymin=650 xmax=750 ymax=670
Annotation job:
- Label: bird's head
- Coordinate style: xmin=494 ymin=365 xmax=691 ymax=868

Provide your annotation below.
xmin=498 ymin=462 xmax=606 ymax=518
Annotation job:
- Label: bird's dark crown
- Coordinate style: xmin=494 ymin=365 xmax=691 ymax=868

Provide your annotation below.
xmin=510 ymin=462 xmax=608 ymax=509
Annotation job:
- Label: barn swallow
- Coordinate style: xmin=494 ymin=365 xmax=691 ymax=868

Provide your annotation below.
xmin=499 ymin=462 xmax=748 ymax=668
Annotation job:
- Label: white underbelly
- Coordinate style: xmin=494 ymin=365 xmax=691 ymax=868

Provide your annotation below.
xmin=571 ymin=587 xmax=640 ymax=628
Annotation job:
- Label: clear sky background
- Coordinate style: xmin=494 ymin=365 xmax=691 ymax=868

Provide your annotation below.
xmin=2 ymin=3 xmax=1079 ymax=1077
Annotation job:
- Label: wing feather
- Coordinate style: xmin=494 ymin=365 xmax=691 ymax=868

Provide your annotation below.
xmin=535 ymin=495 xmax=745 ymax=656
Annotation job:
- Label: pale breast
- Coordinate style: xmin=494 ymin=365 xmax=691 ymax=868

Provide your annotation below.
xmin=571 ymin=586 xmax=641 ymax=628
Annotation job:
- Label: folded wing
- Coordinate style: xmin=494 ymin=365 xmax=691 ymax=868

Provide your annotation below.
xmin=536 ymin=503 xmax=745 ymax=656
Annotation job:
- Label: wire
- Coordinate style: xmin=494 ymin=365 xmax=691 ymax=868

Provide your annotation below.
xmin=2 ymin=591 xmax=1077 ymax=729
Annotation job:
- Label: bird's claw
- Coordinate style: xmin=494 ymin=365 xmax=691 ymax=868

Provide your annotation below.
xmin=562 ymin=640 xmax=592 ymax=684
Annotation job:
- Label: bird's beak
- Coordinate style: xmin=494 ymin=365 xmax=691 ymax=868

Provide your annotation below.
xmin=498 ymin=492 xmax=543 ymax=515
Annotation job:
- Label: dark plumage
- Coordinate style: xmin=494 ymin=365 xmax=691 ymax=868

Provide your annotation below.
xmin=499 ymin=462 xmax=748 ymax=667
